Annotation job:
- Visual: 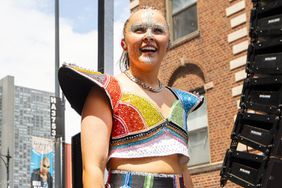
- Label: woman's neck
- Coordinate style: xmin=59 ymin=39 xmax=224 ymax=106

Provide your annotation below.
xmin=128 ymin=66 xmax=160 ymax=87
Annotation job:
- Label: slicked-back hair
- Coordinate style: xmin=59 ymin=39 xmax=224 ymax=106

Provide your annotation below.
xmin=119 ymin=6 xmax=169 ymax=72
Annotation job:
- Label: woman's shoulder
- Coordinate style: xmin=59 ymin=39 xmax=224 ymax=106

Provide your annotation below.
xmin=58 ymin=64 xmax=122 ymax=114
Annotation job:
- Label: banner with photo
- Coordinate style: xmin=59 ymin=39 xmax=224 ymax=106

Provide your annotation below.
xmin=30 ymin=136 xmax=54 ymax=188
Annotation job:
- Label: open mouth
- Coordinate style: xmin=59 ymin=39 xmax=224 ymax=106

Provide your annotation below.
xmin=140 ymin=46 xmax=158 ymax=53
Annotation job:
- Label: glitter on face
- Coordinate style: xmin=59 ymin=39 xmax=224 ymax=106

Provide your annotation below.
xmin=124 ymin=9 xmax=170 ymax=66
xmin=141 ymin=9 xmax=154 ymax=27
xmin=137 ymin=9 xmax=168 ymax=64
xmin=139 ymin=56 xmax=154 ymax=64
xmin=131 ymin=24 xmax=167 ymax=35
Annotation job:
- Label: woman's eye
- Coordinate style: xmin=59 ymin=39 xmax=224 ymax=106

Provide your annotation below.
xmin=133 ymin=27 xmax=145 ymax=33
xmin=153 ymin=28 xmax=164 ymax=34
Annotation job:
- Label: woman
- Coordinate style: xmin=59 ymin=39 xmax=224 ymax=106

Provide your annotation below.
xmin=59 ymin=7 xmax=203 ymax=188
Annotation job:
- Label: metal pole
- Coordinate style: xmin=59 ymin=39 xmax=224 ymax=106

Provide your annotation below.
xmin=98 ymin=0 xmax=105 ymax=73
xmin=54 ymin=0 xmax=63 ymax=188
xmin=6 ymin=149 xmax=11 ymax=188
xmin=0 ymin=148 xmax=11 ymax=188
xmin=55 ymin=0 xmax=60 ymax=98
xmin=98 ymin=0 xmax=114 ymax=74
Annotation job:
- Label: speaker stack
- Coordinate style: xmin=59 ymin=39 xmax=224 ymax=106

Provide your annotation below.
xmin=220 ymin=0 xmax=282 ymax=187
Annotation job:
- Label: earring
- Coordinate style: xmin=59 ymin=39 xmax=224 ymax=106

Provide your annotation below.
xmin=121 ymin=40 xmax=127 ymax=50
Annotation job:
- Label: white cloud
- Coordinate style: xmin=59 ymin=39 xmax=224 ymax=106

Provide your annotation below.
xmin=0 ymin=3 xmax=53 ymax=90
xmin=0 ymin=0 xmax=97 ymax=143
xmin=0 ymin=0 xmax=98 ymax=90
xmin=0 ymin=0 xmax=130 ymax=143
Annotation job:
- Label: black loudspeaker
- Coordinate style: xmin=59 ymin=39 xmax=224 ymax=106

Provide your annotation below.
xmin=253 ymin=35 xmax=282 ymax=53
xmin=232 ymin=112 xmax=280 ymax=153
xmin=250 ymin=14 xmax=282 ymax=38
xmin=270 ymin=122 xmax=282 ymax=157
xmin=247 ymin=39 xmax=282 ymax=58
xmin=240 ymin=76 xmax=282 ymax=114
xmin=261 ymin=157 xmax=282 ymax=188
xmin=247 ymin=52 xmax=282 ymax=75
xmin=221 ymin=1 xmax=282 ymax=187
xmin=252 ymin=0 xmax=282 ymax=16
xmin=71 ymin=133 xmax=83 ymax=188
xmin=249 ymin=13 xmax=282 ymax=55
xmin=220 ymin=150 xmax=267 ymax=188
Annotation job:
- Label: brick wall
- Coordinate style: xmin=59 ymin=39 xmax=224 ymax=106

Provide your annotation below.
xmin=130 ymin=0 xmax=253 ymax=187
xmin=192 ymin=171 xmax=242 ymax=188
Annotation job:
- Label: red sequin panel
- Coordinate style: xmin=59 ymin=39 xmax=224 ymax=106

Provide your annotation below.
xmin=111 ymin=118 xmax=127 ymax=138
xmin=105 ymin=76 xmax=121 ymax=108
xmin=114 ymin=103 xmax=145 ymax=135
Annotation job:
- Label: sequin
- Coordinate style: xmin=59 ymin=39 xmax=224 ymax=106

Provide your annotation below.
xmin=114 ymin=103 xmax=145 ymax=136
xmin=111 ymin=121 xmax=188 ymax=149
xmin=170 ymin=88 xmax=201 ymax=113
xmin=112 ymin=118 xmax=127 ymax=138
xmin=121 ymin=93 xmax=163 ymax=127
xmin=69 ymin=64 xmax=102 ymax=75
xmin=70 ymin=64 xmax=106 ymax=84
xmin=61 ymin=64 xmax=203 ymax=162
xmin=89 ymin=73 xmax=106 ymax=85
xmin=106 ymin=76 xmax=122 ymax=108
xmin=168 ymin=101 xmax=185 ymax=129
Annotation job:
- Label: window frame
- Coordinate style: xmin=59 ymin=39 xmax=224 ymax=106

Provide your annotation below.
xmin=188 ymin=127 xmax=211 ymax=166
xmin=166 ymin=0 xmax=200 ymax=47
xmin=187 ymin=91 xmax=211 ymax=167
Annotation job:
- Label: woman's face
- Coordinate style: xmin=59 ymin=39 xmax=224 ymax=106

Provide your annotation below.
xmin=124 ymin=9 xmax=169 ymax=68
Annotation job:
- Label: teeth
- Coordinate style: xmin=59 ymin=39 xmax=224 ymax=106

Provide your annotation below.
xmin=141 ymin=46 xmax=157 ymax=51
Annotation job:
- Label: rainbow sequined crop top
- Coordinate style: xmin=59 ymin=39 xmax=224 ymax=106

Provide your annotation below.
xmin=58 ymin=64 xmax=204 ymax=164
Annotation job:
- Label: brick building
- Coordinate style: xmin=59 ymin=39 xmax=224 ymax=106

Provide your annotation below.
xmin=130 ymin=0 xmax=253 ymax=187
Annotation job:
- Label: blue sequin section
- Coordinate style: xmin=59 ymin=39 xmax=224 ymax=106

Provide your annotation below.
xmin=170 ymin=88 xmax=200 ymax=113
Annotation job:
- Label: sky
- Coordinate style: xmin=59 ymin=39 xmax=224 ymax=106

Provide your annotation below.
xmin=0 ymin=0 xmax=130 ymax=143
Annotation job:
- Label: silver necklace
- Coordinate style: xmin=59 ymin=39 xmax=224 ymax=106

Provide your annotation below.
xmin=124 ymin=70 xmax=164 ymax=93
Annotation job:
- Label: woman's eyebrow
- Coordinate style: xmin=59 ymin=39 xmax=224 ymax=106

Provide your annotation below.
xmin=131 ymin=23 xmax=167 ymax=31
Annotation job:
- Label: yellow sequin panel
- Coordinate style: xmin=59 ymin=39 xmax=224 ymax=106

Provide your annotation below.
xmin=68 ymin=64 xmax=102 ymax=75
xmin=121 ymin=93 xmax=164 ymax=127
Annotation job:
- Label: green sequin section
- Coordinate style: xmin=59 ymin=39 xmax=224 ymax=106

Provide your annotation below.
xmin=121 ymin=93 xmax=163 ymax=127
xmin=143 ymin=175 xmax=154 ymax=188
xmin=168 ymin=101 xmax=184 ymax=128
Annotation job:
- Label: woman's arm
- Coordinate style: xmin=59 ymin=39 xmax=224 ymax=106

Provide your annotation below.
xmin=81 ymin=87 xmax=113 ymax=188
xmin=182 ymin=166 xmax=194 ymax=188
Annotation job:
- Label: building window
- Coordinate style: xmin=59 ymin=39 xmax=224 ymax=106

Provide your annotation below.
xmin=168 ymin=0 xmax=198 ymax=42
xmin=187 ymin=96 xmax=210 ymax=166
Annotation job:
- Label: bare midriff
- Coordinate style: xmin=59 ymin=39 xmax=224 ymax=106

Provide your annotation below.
xmin=108 ymin=154 xmax=184 ymax=174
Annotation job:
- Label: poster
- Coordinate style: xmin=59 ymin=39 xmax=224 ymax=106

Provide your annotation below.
xmin=30 ymin=136 xmax=54 ymax=188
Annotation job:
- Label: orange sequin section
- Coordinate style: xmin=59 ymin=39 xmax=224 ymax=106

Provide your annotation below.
xmin=106 ymin=76 xmax=121 ymax=108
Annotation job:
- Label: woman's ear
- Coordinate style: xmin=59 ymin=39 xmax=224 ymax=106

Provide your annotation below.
xmin=121 ymin=39 xmax=127 ymax=50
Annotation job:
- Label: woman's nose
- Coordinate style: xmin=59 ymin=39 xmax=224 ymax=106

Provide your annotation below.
xmin=143 ymin=28 xmax=154 ymax=41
